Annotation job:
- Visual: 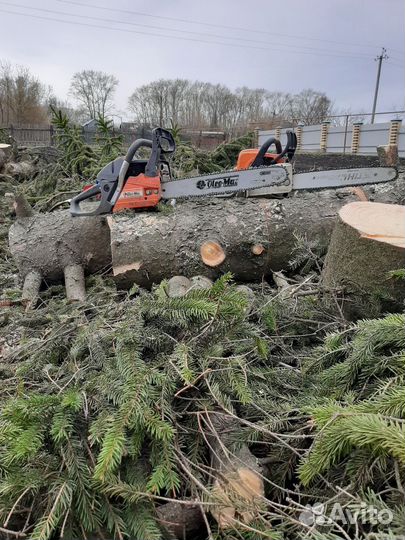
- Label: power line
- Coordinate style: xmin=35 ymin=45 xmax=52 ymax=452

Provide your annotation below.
xmin=0 ymin=6 xmax=382 ymax=61
xmin=0 ymin=1 xmax=375 ymax=59
xmin=56 ymin=0 xmax=393 ymax=52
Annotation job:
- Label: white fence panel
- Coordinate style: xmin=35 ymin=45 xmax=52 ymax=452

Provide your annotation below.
xmin=301 ymin=125 xmax=322 ymax=151
xmin=358 ymin=122 xmax=391 ymax=155
xmin=326 ymin=126 xmax=352 ymax=153
xmin=258 ymin=120 xmax=404 ymax=156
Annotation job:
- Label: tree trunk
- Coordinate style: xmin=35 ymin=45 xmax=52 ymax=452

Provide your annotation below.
xmin=108 ymin=179 xmax=405 ymax=288
xmin=322 ymin=201 xmax=405 ymax=319
xmin=8 ymin=177 xmax=405 ymax=298
xmin=9 ymin=210 xmax=111 ymax=283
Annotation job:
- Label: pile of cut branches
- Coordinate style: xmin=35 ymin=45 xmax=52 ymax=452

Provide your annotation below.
xmin=0 ymin=270 xmax=404 ymax=540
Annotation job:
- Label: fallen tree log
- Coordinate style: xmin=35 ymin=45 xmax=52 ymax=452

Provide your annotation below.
xmin=322 ymin=201 xmax=405 ymax=319
xmin=8 ymin=176 xmax=405 ymax=297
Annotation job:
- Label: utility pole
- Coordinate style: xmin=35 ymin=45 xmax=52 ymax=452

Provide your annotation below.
xmin=371 ymin=47 xmax=388 ymax=124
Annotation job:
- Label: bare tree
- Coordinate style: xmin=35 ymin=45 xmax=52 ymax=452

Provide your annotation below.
xmin=287 ymin=89 xmax=331 ymax=125
xmin=127 ymin=80 xmax=332 ymax=132
xmin=69 ymin=70 xmax=118 ymax=120
xmin=0 ymin=61 xmax=50 ymax=125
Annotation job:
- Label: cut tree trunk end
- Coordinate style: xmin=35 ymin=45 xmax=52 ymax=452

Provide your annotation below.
xmin=200 ymin=240 xmax=226 ymax=267
xmin=204 ymin=412 xmax=264 ymax=529
xmin=322 ymin=201 xmax=405 ymax=319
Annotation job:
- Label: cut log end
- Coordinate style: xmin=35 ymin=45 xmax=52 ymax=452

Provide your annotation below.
xmin=211 ymin=467 xmax=264 ymax=529
xmin=166 ymin=276 xmax=192 ymax=298
xmin=251 ymin=243 xmax=265 ymax=256
xmin=200 ymin=240 xmax=226 ymax=267
xmin=339 ymin=201 xmax=405 ymax=248
xmin=206 ymin=412 xmax=264 ymax=529
xmin=64 ymin=264 xmax=86 ymax=302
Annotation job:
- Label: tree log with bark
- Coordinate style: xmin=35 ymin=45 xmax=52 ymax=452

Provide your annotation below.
xmin=8 ymin=176 xmax=405 ymax=301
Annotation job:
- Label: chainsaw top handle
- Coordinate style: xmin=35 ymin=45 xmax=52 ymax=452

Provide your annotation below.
xmin=251 ymin=130 xmax=297 ymax=167
xmin=251 ymin=137 xmax=282 ymax=167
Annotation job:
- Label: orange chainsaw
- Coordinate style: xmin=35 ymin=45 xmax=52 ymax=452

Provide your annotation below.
xmin=70 ymin=128 xmax=397 ymax=216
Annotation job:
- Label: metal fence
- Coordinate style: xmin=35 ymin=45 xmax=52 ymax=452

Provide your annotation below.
xmin=258 ymin=113 xmax=405 ymax=157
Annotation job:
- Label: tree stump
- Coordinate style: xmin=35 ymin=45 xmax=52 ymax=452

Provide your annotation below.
xmin=322 ymin=201 xmax=405 ymax=319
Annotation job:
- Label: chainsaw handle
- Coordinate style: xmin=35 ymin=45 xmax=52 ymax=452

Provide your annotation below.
xmin=124 ymin=138 xmax=153 ymax=163
xmin=269 ymin=131 xmax=297 ymax=164
xmin=145 ymin=128 xmax=175 ymax=177
xmin=251 ymin=137 xmax=283 ymax=167
xmin=70 ymin=181 xmax=116 ymax=217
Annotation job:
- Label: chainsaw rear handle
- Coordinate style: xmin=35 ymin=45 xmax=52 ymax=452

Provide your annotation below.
xmin=71 ymin=129 xmax=176 ymax=216
xmin=70 ymin=138 xmax=154 ymax=217
xmin=145 ymin=128 xmax=175 ymax=177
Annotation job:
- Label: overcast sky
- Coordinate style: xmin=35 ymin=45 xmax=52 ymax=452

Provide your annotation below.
xmin=0 ymin=0 xmax=404 ymax=120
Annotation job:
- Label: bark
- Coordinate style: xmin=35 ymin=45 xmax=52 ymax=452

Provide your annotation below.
xmin=13 ymin=193 xmax=34 ymax=218
xmin=21 ymin=270 xmax=42 ymax=309
xmin=156 ymin=502 xmax=205 ymax=539
xmin=5 ymin=161 xmax=35 ymax=181
xmin=64 ymin=264 xmax=86 ymax=302
xmin=205 ymin=412 xmax=264 ymax=529
xmin=9 ymin=210 xmax=111 ymax=283
xmin=322 ymin=201 xmax=405 ymax=319
xmin=8 ymin=177 xmax=405 ymax=295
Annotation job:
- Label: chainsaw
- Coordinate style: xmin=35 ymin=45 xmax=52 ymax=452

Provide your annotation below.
xmin=70 ymin=128 xmax=398 ymax=217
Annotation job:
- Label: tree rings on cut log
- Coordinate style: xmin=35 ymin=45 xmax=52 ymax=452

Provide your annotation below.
xmin=200 ymin=240 xmax=226 ymax=267
xmin=251 ymin=243 xmax=265 ymax=256
xmin=322 ymin=201 xmax=405 ymax=319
